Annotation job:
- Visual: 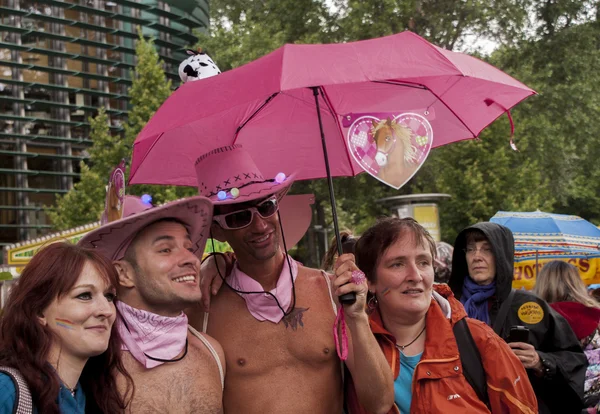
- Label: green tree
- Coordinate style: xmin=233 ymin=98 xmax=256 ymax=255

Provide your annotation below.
xmin=332 ymin=0 xmax=532 ymax=50
xmin=196 ymin=0 xmax=600 ymax=263
xmin=47 ymin=109 xmax=110 ymax=229
xmin=124 ymin=30 xmax=197 ymax=204
xmin=195 ymin=0 xmax=557 ymax=265
xmin=47 ymin=163 xmax=106 ymax=229
xmin=195 ymin=0 xmax=337 ymax=70
xmin=413 ymin=15 xmax=600 ymax=242
xmin=489 ymin=20 xmax=600 ymax=222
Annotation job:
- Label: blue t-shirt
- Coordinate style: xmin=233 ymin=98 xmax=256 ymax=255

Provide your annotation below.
xmin=393 ymin=351 xmax=423 ymax=413
xmin=0 ymin=372 xmax=86 ymax=414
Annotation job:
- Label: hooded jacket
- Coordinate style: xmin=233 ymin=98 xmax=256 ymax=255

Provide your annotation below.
xmin=449 ymin=222 xmax=588 ymax=414
xmin=345 ymin=284 xmax=537 ymax=414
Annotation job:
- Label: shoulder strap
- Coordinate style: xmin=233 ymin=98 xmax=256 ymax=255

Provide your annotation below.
xmin=320 ymin=270 xmax=338 ymax=316
xmin=202 ymin=312 xmax=209 ymax=334
xmin=492 ymin=289 xmax=516 ymax=335
xmin=0 ymin=366 xmax=34 ymax=414
xmin=453 ymin=319 xmax=490 ymax=409
xmin=187 ymin=326 xmax=225 ymax=391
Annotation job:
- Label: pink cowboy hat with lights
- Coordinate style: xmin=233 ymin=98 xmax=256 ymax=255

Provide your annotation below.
xmin=195 ymin=145 xmax=296 ymax=204
xmin=78 ymin=195 xmax=213 ymax=261
xmin=195 ymin=145 xmax=312 ymax=248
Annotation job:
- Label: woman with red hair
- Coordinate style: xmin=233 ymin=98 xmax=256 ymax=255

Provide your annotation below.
xmin=0 ymin=242 xmax=133 ymax=413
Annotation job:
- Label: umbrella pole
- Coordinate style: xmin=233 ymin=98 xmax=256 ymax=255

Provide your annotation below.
xmin=312 ymin=87 xmax=356 ymax=305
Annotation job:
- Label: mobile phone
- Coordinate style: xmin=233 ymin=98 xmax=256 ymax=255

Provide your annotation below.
xmin=508 ymin=326 xmax=530 ymax=343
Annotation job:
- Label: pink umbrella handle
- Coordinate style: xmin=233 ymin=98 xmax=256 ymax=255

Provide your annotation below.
xmin=312 ymin=86 xmax=356 ymax=305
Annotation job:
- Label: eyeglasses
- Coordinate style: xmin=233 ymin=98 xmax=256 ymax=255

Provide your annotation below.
xmin=213 ymin=197 xmax=279 ymax=230
xmin=463 ymin=245 xmax=493 ymax=256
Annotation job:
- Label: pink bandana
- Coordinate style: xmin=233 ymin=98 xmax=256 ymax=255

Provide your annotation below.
xmin=229 ymin=256 xmax=298 ymax=323
xmin=116 ymin=301 xmax=189 ymax=369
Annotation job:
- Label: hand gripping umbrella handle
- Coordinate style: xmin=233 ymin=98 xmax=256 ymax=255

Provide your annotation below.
xmin=337 ymin=236 xmax=357 ymax=305
xmin=339 ymin=292 xmax=357 ymax=305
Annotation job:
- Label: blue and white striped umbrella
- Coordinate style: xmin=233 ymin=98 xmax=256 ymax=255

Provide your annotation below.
xmin=490 ymin=210 xmax=600 ymax=261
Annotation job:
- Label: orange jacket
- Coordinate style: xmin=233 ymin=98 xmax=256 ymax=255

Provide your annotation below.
xmin=346 ymin=284 xmax=538 ymax=414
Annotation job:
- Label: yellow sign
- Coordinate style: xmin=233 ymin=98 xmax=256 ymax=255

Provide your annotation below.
xmin=6 ymin=223 xmax=101 ymax=274
xmin=413 ymin=204 xmax=441 ymax=242
xmin=513 ymin=257 xmax=600 ymax=290
xmin=5 ymin=221 xmax=232 ymax=277
xmin=517 ymin=302 xmax=544 ymax=324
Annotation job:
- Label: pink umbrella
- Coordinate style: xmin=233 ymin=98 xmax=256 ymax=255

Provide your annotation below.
xmin=131 ymin=31 xmax=534 ymax=185
xmin=130 ymin=31 xmax=535 ymax=300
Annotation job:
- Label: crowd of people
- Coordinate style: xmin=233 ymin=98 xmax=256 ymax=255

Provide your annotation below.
xmin=0 ymin=145 xmax=597 ymax=413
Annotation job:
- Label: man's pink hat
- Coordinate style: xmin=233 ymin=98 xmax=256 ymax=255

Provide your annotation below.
xmin=195 ymin=145 xmax=311 ymax=249
xmin=195 ymin=145 xmax=296 ymax=205
xmin=78 ymin=195 xmax=213 ymax=261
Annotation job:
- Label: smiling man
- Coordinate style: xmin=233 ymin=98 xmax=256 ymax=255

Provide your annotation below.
xmin=448 ymin=222 xmax=587 ymax=414
xmin=79 ymin=195 xmax=225 ymax=413
xmin=188 ymin=145 xmax=393 ymax=414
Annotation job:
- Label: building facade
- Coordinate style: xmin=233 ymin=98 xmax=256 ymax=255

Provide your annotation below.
xmin=0 ymin=0 xmax=208 ymax=248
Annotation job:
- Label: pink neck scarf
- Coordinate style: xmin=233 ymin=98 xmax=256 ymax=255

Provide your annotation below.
xmin=229 ymin=256 xmax=298 ymax=323
xmin=116 ymin=301 xmax=189 ymax=369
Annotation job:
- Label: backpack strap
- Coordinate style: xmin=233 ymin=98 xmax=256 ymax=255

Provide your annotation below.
xmin=0 ymin=366 xmax=34 ymax=414
xmin=453 ymin=319 xmax=490 ymax=409
xmin=187 ymin=326 xmax=225 ymax=391
xmin=492 ymin=289 xmax=516 ymax=336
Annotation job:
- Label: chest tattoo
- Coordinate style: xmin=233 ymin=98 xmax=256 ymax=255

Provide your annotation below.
xmin=282 ymin=307 xmax=309 ymax=330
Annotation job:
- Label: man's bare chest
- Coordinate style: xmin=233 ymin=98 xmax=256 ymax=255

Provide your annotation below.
xmin=208 ymin=275 xmax=338 ymax=376
xmin=120 ymin=347 xmax=222 ymax=413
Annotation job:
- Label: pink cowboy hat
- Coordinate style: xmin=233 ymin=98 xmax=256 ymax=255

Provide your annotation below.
xmin=78 ymin=195 xmax=213 ymax=261
xmin=195 ymin=145 xmax=311 ymax=249
xmin=195 ymin=145 xmax=296 ymax=204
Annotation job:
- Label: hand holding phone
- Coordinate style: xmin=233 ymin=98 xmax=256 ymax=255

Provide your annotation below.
xmin=508 ymin=326 xmax=530 ymax=344
xmin=508 ymin=327 xmax=541 ymax=370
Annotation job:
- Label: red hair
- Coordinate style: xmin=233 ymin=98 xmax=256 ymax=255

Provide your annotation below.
xmin=0 ymin=242 xmax=133 ymax=413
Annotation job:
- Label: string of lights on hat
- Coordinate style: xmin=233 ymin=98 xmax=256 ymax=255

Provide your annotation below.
xmin=216 ymin=172 xmax=288 ymax=201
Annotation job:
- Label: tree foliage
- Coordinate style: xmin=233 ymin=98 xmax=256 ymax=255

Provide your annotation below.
xmin=50 ymin=0 xmax=600 ymax=267
xmin=195 ymin=0 xmax=600 ymax=264
xmin=332 ymin=0 xmax=532 ymax=50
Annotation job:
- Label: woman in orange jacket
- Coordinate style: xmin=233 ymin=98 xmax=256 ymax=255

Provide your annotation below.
xmin=338 ymin=217 xmax=538 ymax=413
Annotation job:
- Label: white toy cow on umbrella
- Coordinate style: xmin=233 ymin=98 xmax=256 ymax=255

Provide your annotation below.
xmin=178 ymin=49 xmax=221 ymax=83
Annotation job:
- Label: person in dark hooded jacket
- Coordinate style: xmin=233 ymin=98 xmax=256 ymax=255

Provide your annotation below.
xmin=448 ymin=222 xmax=587 ymax=414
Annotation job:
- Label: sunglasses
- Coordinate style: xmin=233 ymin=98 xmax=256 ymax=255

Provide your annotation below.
xmin=213 ymin=197 xmax=279 ymax=230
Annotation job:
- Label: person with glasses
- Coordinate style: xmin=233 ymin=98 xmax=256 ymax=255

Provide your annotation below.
xmin=448 ymin=222 xmax=587 ymax=414
xmin=79 ymin=195 xmax=225 ymax=413
xmin=342 ymin=217 xmax=537 ymax=413
xmin=188 ymin=145 xmax=394 ymax=414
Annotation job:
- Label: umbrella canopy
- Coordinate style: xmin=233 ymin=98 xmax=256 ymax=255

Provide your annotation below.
xmin=491 ymin=211 xmax=600 ymax=289
xmin=490 ymin=210 xmax=600 ymax=259
xmin=129 ymin=31 xmax=535 ymax=186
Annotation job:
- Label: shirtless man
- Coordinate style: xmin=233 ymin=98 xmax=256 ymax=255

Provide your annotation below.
xmin=188 ymin=145 xmax=394 ymax=413
xmin=79 ymin=195 xmax=225 ymax=413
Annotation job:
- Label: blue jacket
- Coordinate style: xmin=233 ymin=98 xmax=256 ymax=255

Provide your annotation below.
xmin=0 ymin=373 xmax=86 ymax=414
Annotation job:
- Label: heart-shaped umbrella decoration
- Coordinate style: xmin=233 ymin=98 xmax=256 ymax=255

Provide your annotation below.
xmin=346 ymin=112 xmax=433 ymax=189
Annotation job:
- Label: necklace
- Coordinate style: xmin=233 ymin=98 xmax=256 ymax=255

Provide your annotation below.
xmin=63 ymin=384 xmax=76 ymax=397
xmin=395 ymin=324 xmax=426 ymax=351
xmin=145 ymin=339 xmax=189 ymax=363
